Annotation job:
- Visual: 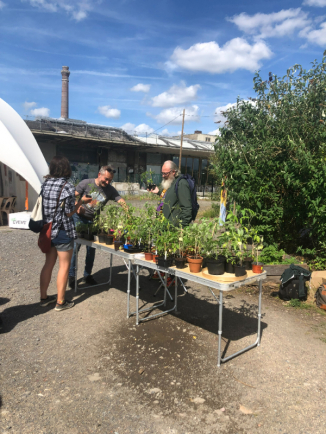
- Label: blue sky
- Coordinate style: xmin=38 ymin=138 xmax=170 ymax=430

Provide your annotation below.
xmin=1 ymin=0 xmax=326 ymax=137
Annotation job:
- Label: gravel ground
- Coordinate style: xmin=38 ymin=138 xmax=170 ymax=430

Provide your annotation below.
xmin=1 ymin=228 xmax=326 ymax=433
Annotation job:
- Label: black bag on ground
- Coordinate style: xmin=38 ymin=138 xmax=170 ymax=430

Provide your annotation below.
xmin=279 ymin=264 xmax=311 ymax=301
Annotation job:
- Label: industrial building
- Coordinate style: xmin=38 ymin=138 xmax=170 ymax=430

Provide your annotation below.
xmin=0 ymin=66 xmax=216 ymax=214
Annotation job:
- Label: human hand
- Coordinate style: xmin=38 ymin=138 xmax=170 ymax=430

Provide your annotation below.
xmin=151 ymin=186 xmax=159 ymax=194
xmin=82 ymin=196 xmax=93 ymax=204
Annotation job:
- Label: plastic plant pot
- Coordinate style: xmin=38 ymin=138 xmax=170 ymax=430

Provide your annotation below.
xmin=206 ymin=259 xmax=225 ymax=275
xmin=76 ymin=232 xmax=84 ymax=239
xmin=105 ymin=235 xmax=114 ymax=245
xmin=98 ymin=234 xmax=106 ymax=244
xmin=153 ymin=254 xmax=159 ymax=263
xmin=144 ymin=252 xmax=153 ymax=261
xmin=218 ymin=255 xmax=226 ymax=262
xmin=225 ymin=261 xmax=235 ymax=274
xmin=234 ymin=264 xmax=247 ymax=277
xmin=175 ymin=257 xmax=187 ymax=269
xmin=188 ymin=256 xmax=203 ymax=273
xmin=84 ymin=233 xmax=94 ymax=241
xmin=252 ymin=262 xmax=264 ymax=274
xmin=157 ymin=257 xmax=173 ymax=268
xmin=242 ymin=258 xmax=253 ymax=270
xmin=114 ymin=241 xmax=123 ymax=251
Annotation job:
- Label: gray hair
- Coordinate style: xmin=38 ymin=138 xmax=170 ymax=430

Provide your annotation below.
xmin=164 ymin=160 xmax=180 ymax=176
xmin=99 ymin=164 xmax=115 ymax=174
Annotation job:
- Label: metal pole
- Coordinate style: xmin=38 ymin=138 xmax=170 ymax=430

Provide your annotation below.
xmin=217 ymin=290 xmax=223 ymax=367
xmin=109 ymin=253 xmax=113 ymax=287
xmin=257 ymin=279 xmax=263 ymax=346
xmin=178 ymin=109 xmax=185 ymax=171
xmin=74 ymin=242 xmax=78 ymax=293
xmin=136 ymin=264 xmax=140 ymax=325
xmin=127 ymin=259 xmax=131 ymax=318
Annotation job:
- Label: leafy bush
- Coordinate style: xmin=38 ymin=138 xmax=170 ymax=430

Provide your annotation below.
xmin=211 ymin=53 xmax=326 ymax=267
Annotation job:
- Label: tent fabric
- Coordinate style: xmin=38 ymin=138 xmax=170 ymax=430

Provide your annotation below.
xmin=0 ymin=121 xmax=42 ymax=192
xmin=0 ymin=98 xmax=49 ymax=193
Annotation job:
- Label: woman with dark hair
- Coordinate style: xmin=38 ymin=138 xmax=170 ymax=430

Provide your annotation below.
xmin=40 ymin=156 xmax=92 ymax=311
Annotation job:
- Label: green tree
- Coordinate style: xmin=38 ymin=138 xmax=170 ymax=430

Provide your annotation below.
xmin=211 ymin=53 xmax=326 ymax=265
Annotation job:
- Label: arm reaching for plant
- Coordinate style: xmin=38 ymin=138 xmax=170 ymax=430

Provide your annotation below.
xmin=147 ymin=186 xmax=159 ymax=194
xmin=117 ymin=197 xmax=128 ymax=211
xmin=66 ymin=195 xmax=92 ymax=218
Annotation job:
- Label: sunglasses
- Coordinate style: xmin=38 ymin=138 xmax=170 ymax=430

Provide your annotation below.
xmin=107 ymin=169 xmax=116 ymax=174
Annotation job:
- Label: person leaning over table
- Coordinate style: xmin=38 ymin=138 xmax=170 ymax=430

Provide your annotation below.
xmin=148 ymin=160 xmax=192 ymax=228
xmin=39 ymin=156 xmax=93 ymax=311
xmin=68 ymin=165 xmax=127 ymax=289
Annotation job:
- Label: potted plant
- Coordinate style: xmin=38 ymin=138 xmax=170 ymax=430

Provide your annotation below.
xmin=75 ymin=222 xmax=87 ymax=238
xmin=204 ymin=220 xmax=226 ymax=275
xmin=140 ymin=169 xmax=156 ymax=191
xmin=251 ymin=232 xmax=264 ymax=273
xmin=84 ymin=223 xmax=94 ymax=241
xmin=184 ymin=222 xmax=204 ymax=273
xmin=174 ymin=226 xmax=187 ymax=269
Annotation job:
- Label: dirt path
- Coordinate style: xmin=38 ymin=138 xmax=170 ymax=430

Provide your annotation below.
xmin=1 ymin=229 xmax=326 ymax=433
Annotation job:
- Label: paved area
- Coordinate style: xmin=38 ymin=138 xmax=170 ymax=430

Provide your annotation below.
xmin=1 ymin=229 xmax=326 ymax=433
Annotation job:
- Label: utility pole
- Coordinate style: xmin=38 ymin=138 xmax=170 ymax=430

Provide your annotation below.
xmin=179 ymin=109 xmax=185 ymax=171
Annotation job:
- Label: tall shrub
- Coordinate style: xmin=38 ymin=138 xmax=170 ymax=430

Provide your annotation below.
xmin=211 ymin=53 xmax=326 ymax=264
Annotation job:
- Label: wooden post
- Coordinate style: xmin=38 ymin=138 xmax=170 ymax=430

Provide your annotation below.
xmin=178 ymin=109 xmax=185 ymax=171
xmin=25 ymin=181 xmax=28 ymax=211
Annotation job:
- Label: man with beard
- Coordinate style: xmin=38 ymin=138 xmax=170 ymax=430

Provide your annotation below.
xmin=68 ymin=165 xmax=127 ymax=288
xmin=149 ymin=160 xmax=192 ymax=227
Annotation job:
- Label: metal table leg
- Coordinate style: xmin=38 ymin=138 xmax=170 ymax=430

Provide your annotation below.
xmin=136 ymin=264 xmax=140 ymax=325
xmin=74 ymin=242 xmax=78 ymax=294
xmin=217 ymin=290 xmax=223 ymax=367
xmin=127 ymin=259 xmax=131 ymax=318
xmin=109 ymin=253 xmax=113 ymax=286
xmin=218 ymin=279 xmax=263 ymax=366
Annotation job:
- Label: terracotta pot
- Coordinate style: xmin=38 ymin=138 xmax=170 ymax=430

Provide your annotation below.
xmin=145 ymin=252 xmax=153 ymax=261
xmin=252 ymin=262 xmax=264 ymax=274
xmin=188 ymin=256 xmax=203 ymax=273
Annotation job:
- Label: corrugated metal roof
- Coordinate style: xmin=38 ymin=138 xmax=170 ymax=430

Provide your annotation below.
xmin=135 ymin=135 xmax=214 ymax=152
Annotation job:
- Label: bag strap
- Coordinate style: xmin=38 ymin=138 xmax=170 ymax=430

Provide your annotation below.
xmin=52 ymin=181 xmax=67 ymax=221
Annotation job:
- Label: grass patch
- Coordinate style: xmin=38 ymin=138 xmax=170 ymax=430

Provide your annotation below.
xmin=124 ymin=194 xmax=157 ymax=201
xmin=202 ymin=202 xmax=220 ymax=219
xmin=288 ymin=299 xmax=311 ymax=309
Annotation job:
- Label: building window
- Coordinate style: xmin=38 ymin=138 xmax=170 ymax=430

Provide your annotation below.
xmin=205 ymin=137 xmax=211 ymax=142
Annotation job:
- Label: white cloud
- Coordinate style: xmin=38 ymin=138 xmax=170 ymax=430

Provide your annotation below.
xmin=214 ymin=103 xmax=237 ymax=124
xmin=98 ymin=105 xmax=121 ymax=119
xmin=121 ymin=123 xmax=154 ymax=135
xmin=130 ymin=83 xmax=151 ymax=93
xmin=0 ymin=1 xmax=6 ymax=9
xmin=23 ymin=101 xmax=37 ymax=111
xmin=169 ymin=39 xmax=272 ymax=74
xmin=228 ymin=9 xmax=310 ymax=39
xmin=303 ymin=0 xmax=326 ymax=6
xmin=208 ymin=128 xmax=221 ymax=136
xmin=30 ymin=107 xmax=50 ymax=117
xmin=299 ymin=22 xmax=326 ymax=45
xmin=151 ymin=82 xmax=201 ymax=107
xmin=22 ymin=0 xmax=93 ymax=21
xmin=160 ymin=128 xmax=170 ymax=136
xmin=148 ymin=105 xmax=200 ymax=124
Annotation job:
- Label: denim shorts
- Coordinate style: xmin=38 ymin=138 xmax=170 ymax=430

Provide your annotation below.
xmin=51 ymin=240 xmax=74 ymax=252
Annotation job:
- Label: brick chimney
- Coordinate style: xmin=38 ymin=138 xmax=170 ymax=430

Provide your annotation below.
xmin=61 ymin=66 xmax=70 ymax=119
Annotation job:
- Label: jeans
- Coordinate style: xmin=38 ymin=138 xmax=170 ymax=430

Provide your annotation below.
xmin=69 ymin=213 xmax=95 ymax=278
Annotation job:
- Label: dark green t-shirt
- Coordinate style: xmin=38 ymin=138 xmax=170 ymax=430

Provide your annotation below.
xmin=76 ymin=178 xmax=121 ymax=220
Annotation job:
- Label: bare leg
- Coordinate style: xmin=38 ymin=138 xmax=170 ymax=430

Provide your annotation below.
xmin=56 ymin=249 xmax=74 ymax=304
xmin=40 ymin=247 xmax=58 ymax=299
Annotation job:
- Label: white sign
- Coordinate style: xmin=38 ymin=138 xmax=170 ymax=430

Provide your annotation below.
xmin=9 ymin=212 xmax=31 ymax=229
